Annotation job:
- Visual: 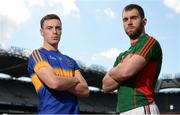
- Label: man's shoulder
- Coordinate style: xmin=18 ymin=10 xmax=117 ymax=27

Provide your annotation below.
xmin=28 ymin=48 xmax=48 ymax=62
xmin=137 ymin=34 xmax=160 ymax=47
xmin=146 ymin=35 xmax=161 ymax=49
xmin=144 ymin=34 xmax=159 ymax=42
xmin=30 ymin=47 xmax=47 ymax=55
xmin=60 ymin=53 xmax=77 ymax=62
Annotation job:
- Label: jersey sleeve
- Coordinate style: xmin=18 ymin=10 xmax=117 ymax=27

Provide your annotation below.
xmin=28 ymin=49 xmax=50 ymax=75
xmin=73 ymin=60 xmax=81 ymax=75
xmin=73 ymin=60 xmax=80 ymax=70
xmin=64 ymin=55 xmax=81 ymax=76
xmin=113 ymin=52 xmax=124 ymax=67
xmin=70 ymin=58 xmax=81 ymax=75
xmin=134 ymin=37 xmax=161 ymax=61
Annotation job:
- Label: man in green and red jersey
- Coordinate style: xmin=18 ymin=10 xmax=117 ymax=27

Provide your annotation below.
xmin=102 ymin=4 xmax=162 ymax=114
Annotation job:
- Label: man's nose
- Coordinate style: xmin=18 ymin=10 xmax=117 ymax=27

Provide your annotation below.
xmin=52 ymin=28 xmax=57 ymax=34
xmin=127 ymin=19 xmax=133 ymax=25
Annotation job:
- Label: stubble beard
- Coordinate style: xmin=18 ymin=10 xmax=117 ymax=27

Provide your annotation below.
xmin=126 ymin=23 xmax=144 ymax=40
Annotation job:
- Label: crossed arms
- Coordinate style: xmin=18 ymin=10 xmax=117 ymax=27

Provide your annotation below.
xmin=102 ymin=54 xmax=147 ymax=93
xmin=35 ymin=54 xmax=146 ymax=96
xmin=36 ymin=65 xmax=89 ymax=97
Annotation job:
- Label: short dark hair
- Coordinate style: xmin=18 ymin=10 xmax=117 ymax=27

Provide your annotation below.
xmin=123 ymin=4 xmax=145 ymax=18
xmin=40 ymin=14 xmax=61 ymax=28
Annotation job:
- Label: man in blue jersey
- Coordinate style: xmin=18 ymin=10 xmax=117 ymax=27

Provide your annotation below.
xmin=28 ymin=14 xmax=89 ymax=114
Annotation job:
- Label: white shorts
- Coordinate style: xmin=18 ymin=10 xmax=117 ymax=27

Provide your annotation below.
xmin=119 ymin=102 xmax=160 ymax=115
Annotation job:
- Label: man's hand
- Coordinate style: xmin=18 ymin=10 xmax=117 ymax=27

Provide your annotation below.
xmin=102 ymin=72 xmax=119 ymax=93
xmin=67 ymin=72 xmax=89 ymax=97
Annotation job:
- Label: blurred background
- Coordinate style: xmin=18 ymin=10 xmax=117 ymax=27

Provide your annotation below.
xmin=0 ymin=0 xmax=180 ymax=114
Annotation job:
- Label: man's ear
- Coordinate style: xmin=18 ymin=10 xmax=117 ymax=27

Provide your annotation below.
xmin=40 ymin=28 xmax=43 ymax=36
xmin=143 ymin=18 xmax=147 ymax=26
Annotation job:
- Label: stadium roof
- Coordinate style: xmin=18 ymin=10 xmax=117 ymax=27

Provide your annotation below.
xmin=155 ymin=77 xmax=180 ymax=93
xmin=0 ymin=47 xmax=29 ymax=77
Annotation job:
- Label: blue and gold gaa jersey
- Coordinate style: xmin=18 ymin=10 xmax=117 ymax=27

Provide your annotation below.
xmin=28 ymin=47 xmax=80 ymax=114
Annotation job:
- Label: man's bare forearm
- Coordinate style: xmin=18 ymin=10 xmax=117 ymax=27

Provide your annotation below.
xmin=102 ymin=72 xmax=119 ymax=93
xmin=68 ymin=83 xmax=89 ymax=97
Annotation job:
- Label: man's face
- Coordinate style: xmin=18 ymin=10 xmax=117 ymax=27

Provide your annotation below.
xmin=40 ymin=19 xmax=62 ymax=46
xmin=122 ymin=9 xmax=146 ymax=39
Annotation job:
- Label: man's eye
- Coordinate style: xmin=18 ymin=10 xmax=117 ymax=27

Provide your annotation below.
xmin=132 ymin=16 xmax=138 ymax=20
xmin=56 ymin=27 xmax=62 ymax=30
xmin=123 ymin=18 xmax=128 ymax=22
xmin=47 ymin=27 xmax=52 ymax=30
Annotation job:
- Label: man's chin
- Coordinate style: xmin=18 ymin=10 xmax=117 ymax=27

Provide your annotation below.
xmin=127 ymin=30 xmax=142 ymax=40
xmin=51 ymin=40 xmax=59 ymax=44
xmin=126 ymin=31 xmax=134 ymax=36
xmin=50 ymin=42 xmax=59 ymax=46
xmin=127 ymin=33 xmax=135 ymax=38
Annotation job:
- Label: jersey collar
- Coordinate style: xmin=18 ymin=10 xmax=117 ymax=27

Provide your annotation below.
xmin=130 ymin=33 xmax=149 ymax=46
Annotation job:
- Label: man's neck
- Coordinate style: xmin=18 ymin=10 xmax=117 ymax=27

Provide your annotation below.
xmin=43 ymin=43 xmax=58 ymax=51
xmin=130 ymin=32 xmax=145 ymax=45
xmin=130 ymin=39 xmax=138 ymax=46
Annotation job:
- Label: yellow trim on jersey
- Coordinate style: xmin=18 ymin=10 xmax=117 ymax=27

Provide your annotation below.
xmin=32 ymin=50 xmax=43 ymax=63
xmin=32 ymin=68 xmax=81 ymax=92
xmin=34 ymin=61 xmax=50 ymax=72
xmin=54 ymin=68 xmax=80 ymax=77
xmin=75 ymin=70 xmax=81 ymax=75
xmin=31 ymin=74 xmax=43 ymax=92
xmin=32 ymin=53 xmax=38 ymax=63
xmin=34 ymin=50 xmax=41 ymax=62
xmin=36 ymin=49 xmax=43 ymax=61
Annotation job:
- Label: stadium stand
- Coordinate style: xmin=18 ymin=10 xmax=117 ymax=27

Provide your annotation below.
xmin=0 ymin=78 xmax=38 ymax=113
xmin=79 ymin=91 xmax=116 ymax=113
xmin=155 ymin=93 xmax=180 ymax=114
xmin=0 ymin=46 xmax=180 ymax=114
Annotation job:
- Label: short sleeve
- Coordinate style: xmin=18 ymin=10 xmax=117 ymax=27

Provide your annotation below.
xmin=65 ymin=55 xmax=80 ymax=70
xmin=74 ymin=60 xmax=80 ymax=70
xmin=74 ymin=61 xmax=81 ymax=76
xmin=28 ymin=49 xmax=50 ymax=75
xmin=113 ymin=52 xmax=124 ymax=67
xmin=64 ymin=56 xmax=81 ymax=76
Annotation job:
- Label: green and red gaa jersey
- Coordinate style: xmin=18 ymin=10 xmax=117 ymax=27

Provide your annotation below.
xmin=114 ymin=34 xmax=162 ymax=113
